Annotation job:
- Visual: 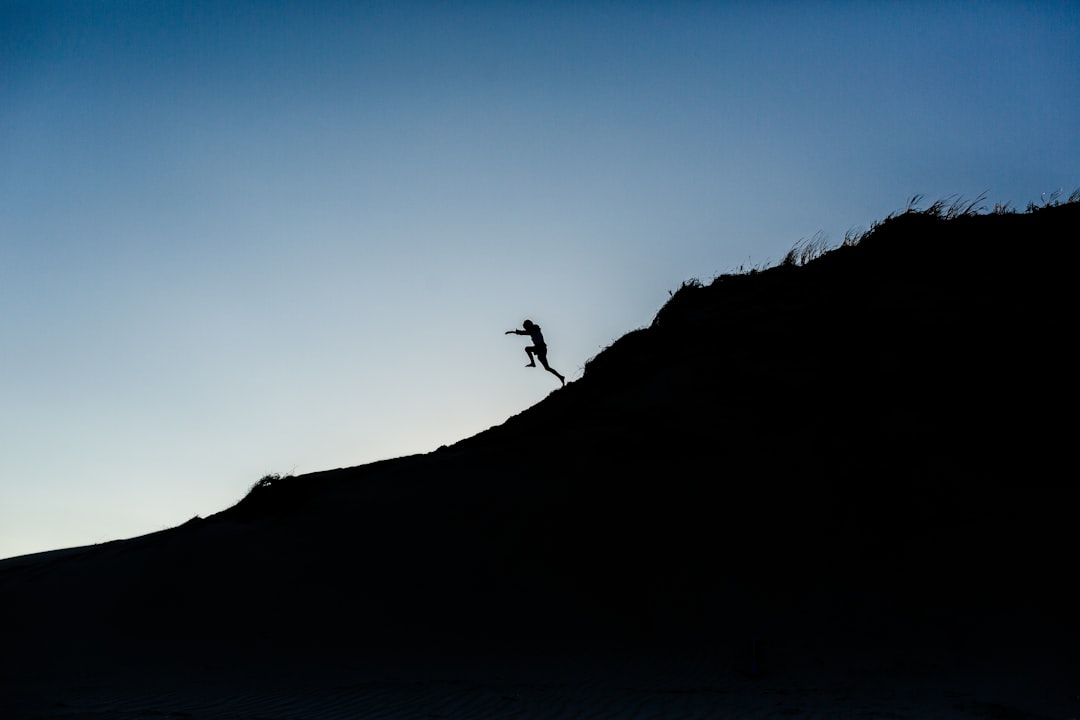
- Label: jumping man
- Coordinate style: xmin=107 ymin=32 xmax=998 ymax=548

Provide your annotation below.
xmin=505 ymin=319 xmax=565 ymax=386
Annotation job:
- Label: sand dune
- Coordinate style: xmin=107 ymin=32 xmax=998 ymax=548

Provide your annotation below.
xmin=7 ymin=652 xmax=1077 ymax=719
xmin=3 ymin=201 xmax=1078 ymax=719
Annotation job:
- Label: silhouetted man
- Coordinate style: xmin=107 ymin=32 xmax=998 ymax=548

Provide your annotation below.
xmin=505 ymin=319 xmax=565 ymax=386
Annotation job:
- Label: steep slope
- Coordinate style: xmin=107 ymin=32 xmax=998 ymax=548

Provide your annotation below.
xmin=2 ymin=201 xmax=1076 ymax=684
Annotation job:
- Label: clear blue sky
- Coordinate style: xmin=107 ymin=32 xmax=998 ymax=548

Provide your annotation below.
xmin=2 ymin=1 xmax=1077 ymax=560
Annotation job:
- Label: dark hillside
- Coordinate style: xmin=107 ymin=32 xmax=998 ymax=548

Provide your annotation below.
xmin=2 ymin=200 xmax=1076 ymax=688
xmin=458 ymin=201 xmax=1076 ymax=618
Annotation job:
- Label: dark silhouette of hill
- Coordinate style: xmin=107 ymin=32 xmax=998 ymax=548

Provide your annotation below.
xmin=2 ymin=199 xmax=1077 ymax=699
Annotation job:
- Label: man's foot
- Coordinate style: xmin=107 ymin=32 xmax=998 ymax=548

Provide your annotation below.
xmin=525 ymin=363 xmax=536 ymax=367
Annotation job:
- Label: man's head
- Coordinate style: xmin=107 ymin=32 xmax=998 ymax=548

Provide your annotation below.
xmin=523 ymin=319 xmax=535 ymax=329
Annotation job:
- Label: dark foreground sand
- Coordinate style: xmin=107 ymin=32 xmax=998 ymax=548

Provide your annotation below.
xmin=4 ymin=638 xmax=1077 ymax=719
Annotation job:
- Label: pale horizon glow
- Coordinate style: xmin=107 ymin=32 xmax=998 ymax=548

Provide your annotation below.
xmin=2 ymin=1 xmax=1077 ymax=560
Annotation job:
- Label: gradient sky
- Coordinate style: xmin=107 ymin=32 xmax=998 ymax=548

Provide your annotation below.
xmin=2 ymin=0 xmax=1077 ymax=560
